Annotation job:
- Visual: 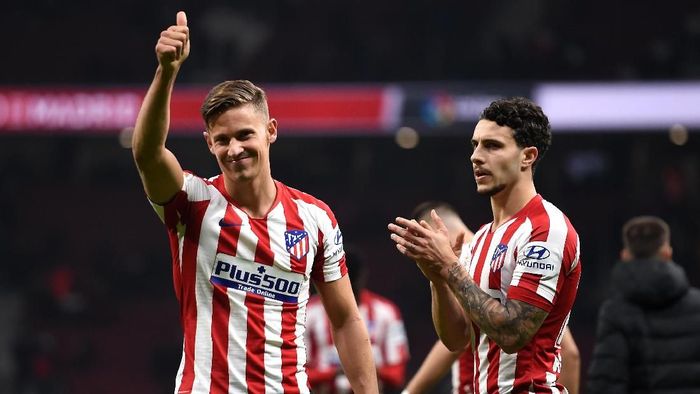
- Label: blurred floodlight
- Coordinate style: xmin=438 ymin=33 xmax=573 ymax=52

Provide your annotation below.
xmin=119 ymin=127 xmax=134 ymax=149
xmin=395 ymin=126 xmax=419 ymax=149
xmin=534 ymin=82 xmax=700 ymax=130
xmin=669 ymin=124 xmax=688 ymax=146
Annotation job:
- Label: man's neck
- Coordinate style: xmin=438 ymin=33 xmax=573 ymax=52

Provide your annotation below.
xmin=490 ymin=180 xmax=537 ymax=229
xmin=224 ymin=174 xmax=277 ymax=219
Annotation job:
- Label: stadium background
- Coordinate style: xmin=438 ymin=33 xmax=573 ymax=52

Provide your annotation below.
xmin=1 ymin=1 xmax=699 ymax=393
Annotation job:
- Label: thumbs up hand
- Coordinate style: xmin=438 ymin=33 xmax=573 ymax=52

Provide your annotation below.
xmin=155 ymin=11 xmax=190 ymax=71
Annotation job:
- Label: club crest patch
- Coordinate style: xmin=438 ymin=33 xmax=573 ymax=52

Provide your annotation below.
xmin=491 ymin=243 xmax=508 ymax=272
xmin=285 ymin=229 xmax=309 ymax=260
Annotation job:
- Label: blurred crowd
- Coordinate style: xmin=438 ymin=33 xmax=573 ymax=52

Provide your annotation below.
xmin=2 ymin=1 xmax=700 ymax=84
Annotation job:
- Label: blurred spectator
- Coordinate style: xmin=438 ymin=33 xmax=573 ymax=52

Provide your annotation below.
xmin=588 ymin=216 xmax=700 ymax=393
xmin=305 ymin=248 xmax=410 ymax=393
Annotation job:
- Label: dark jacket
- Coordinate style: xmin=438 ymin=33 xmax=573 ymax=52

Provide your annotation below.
xmin=587 ymin=259 xmax=700 ymax=394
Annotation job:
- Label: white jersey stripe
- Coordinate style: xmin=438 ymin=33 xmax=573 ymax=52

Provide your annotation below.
xmin=263 ymin=304 xmax=284 ymax=393
xmin=227 ymin=288 xmax=248 ymax=392
xmin=570 ymin=235 xmax=581 ymax=273
xmin=508 ymin=219 xmax=534 ymax=288
xmin=294 ymin=304 xmax=310 ymax=392
xmin=263 ymin=203 xmax=287 ymax=393
xmin=191 ymin=188 xmax=227 ymax=392
xmin=477 ymin=334 xmax=490 ymax=394
xmin=467 ymin=227 xmax=489 ymax=278
xmin=174 ymin=342 xmax=186 ymax=393
xmin=228 ymin=209 xmax=258 ymax=393
xmin=545 ymin=371 xmax=560 ymax=394
xmin=497 ymin=350 xmax=516 ymax=393
xmin=536 ymin=201 xmax=568 ymax=303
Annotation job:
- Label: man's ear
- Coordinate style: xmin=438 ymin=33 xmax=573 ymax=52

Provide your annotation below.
xmin=521 ymin=146 xmax=539 ymax=171
xmin=203 ymin=131 xmax=214 ymax=153
xmin=620 ymin=248 xmax=632 ymax=262
xmin=268 ymin=118 xmax=278 ymax=144
xmin=659 ymin=242 xmax=673 ymax=261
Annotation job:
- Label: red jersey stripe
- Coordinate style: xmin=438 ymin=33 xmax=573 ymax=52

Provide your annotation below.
xmin=245 ymin=294 xmax=266 ymax=393
xmin=177 ymin=200 xmax=209 ymax=393
xmin=470 ymin=228 xmax=488 ymax=257
xmin=209 ymin=286 xmax=230 ymax=394
xmin=284 ymin=184 xmax=339 ymax=228
xmin=457 ymin=348 xmax=474 ymax=394
xmin=562 ymin=216 xmax=578 ymax=274
xmin=251 ymin=218 xmax=274 ymax=267
xmin=281 ymin=303 xmax=301 ymax=393
xmin=311 ymin=229 xmax=327 ymax=282
xmin=486 ymin=340 xmax=500 ymax=393
xmin=217 ymin=205 xmax=243 ymax=256
xmin=472 ymin=230 xmax=494 ymax=287
xmin=528 ymin=201 xmax=550 ymax=243
xmin=472 ymin=326 xmax=482 ymax=394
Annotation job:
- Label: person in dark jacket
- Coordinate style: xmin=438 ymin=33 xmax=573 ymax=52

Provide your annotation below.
xmin=587 ymin=216 xmax=700 ymax=393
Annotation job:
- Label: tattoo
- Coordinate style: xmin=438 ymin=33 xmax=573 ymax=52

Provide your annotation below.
xmin=446 ymin=264 xmax=548 ymax=352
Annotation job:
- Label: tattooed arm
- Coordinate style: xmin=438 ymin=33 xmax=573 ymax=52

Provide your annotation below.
xmin=444 ymin=262 xmax=548 ymax=353
xmin=389 ymin=212 xmax=548 ymax=354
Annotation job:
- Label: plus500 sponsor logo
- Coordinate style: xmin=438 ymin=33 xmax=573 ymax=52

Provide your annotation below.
xmin=211 ymin=260 xmax=302 ymax=303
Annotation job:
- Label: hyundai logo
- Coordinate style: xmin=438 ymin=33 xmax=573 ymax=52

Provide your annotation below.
xmin=524 ymin=245 xmax=551 ymax=260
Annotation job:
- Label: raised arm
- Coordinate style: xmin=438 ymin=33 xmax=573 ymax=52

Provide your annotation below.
xmin=390 ymin=211 xmax=548 ymax=354
xmin=132 ymin=11 xmax=190 ymax=204
xmin=314 ymin=275 xmax=379 ymax=394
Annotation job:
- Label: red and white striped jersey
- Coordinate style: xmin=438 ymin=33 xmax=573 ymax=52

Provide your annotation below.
xmin=451 ymin=348 xmax=475 ymax=394
xmin=151 ymin=172 xmax=347 ymax=394
xmin=305 ymin=289 xmax=410 ymax=393
xmin=459 ymin=194 xmax=581 ymax=394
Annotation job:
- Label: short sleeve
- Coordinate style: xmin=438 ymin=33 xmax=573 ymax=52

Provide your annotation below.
xmin=508 ymin=233 xmax=567 ymax=312
xmin=149 ymin=172 xmax=212 ymax=233
xmin=310 ymin=204 xmax=347 ymax=283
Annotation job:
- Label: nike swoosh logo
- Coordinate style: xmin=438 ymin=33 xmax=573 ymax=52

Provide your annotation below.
xmin=219 ymin=218 xmax=242 ymax=227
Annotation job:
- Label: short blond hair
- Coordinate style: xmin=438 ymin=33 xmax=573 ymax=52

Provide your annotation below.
xmin=200 ymin=80 xmax=269 ymax=128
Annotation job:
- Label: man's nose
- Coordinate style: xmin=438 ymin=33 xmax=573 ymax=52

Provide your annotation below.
xmin=470 ymin=148 xmax=483 ymax=164
xmin=227 ymin=140 xmax=244 ymax=157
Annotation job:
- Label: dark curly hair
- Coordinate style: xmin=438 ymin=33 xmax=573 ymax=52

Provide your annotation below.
xmin=480 ymin=97 xmax=551 ymax=171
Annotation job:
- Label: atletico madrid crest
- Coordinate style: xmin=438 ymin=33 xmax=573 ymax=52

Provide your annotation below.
xmin=285 ymin=229 xmax=310 ymax=260
xmin=491 ymin=243 xmax=508 ymax=272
